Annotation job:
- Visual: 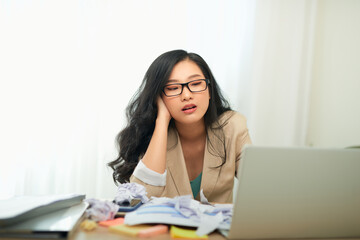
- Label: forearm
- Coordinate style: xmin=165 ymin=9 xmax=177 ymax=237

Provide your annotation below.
xmin=141 ymin=118 xmax=169 ymax=174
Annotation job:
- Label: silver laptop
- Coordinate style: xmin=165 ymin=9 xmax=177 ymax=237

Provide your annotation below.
xmin=226 ymin=145 xmax=360 ymax=239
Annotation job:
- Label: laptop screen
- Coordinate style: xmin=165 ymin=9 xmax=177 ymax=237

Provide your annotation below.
xmin=228 ymin=146 xmax=360 ymax=239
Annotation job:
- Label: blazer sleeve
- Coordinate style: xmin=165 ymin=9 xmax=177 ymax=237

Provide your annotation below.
xmin=130 ymin=160 xmax=167 ymax=198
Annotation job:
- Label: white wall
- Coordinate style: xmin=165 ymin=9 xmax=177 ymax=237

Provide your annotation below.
xmin=307 ymin=0 xmax=360 ymax=148
xmin=0 ymin=0 xmax=256 ymax=199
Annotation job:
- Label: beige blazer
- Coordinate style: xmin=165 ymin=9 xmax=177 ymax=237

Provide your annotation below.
xmin=130 ymin=111 xmax=252 ymax=203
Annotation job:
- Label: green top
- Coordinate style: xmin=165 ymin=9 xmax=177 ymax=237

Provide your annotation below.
xmin=190 ymin=172 xmax=202 ymax=199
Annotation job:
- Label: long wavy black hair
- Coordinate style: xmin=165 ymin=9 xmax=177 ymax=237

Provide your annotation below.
xmin=108 ymin=49 xmax=232 ymax=184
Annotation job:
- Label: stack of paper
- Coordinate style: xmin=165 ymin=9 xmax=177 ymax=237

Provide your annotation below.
xmin=124 ymin=196 xmax=232 ymax=235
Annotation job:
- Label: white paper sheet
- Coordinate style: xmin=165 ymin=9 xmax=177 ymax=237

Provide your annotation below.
xmin=124 ymin=196 xmax=232 ymax=235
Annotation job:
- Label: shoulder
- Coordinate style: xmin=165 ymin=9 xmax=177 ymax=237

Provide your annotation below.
xmin=217 ymin=110 xmax=248 ymax=131
xmin=212 ymin=111 xmax=249 ymax=142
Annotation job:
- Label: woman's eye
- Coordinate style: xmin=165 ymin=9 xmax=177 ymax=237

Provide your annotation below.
xmin=166 ymin=86 xmax=179 ymax=91
xmin=190 ymin=81 xmax=201 ymax=86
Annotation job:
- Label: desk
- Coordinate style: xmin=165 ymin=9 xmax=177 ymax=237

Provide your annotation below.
xmin=3 ymin=225 xmax=360 ymax=240
xmin=70 ymin=227 xmax=360 ymax=240
xmin=70 ymin=225 xmax=226 ymax=240
xmin=0 ymin=225 xmax=226 ymax=240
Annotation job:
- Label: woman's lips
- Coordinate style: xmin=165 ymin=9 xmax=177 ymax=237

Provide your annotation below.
xmin=182 ymin=104 xmax=197 ymax=114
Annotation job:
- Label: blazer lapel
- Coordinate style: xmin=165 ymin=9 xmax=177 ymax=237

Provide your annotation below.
xmin=166 ymin=128 xmax=192 ymax=196
xmin=200 ymin=127 xmax=224 ymax=200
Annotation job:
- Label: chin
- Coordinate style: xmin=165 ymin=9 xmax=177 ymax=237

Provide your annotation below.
xmin=173 ymin=115 xmax=205 ymax=125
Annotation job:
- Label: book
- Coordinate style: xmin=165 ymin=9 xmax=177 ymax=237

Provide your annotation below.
xmin=0 ymin=201 xmax=88 ymax=238
xmin=0 ymin=193 xmax=85 ymax=227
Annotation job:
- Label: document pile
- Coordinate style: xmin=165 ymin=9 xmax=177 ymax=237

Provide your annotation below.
xmin=83 ymin=183 xmax=148 ymax=222
xmin=0 ymin=194 xmax=86 ymax=239
xmin=124 ymin=194 xmax=233 ymax=236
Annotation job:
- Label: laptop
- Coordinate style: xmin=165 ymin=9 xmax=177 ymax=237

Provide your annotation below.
xmin=224 ymin=145 xmax=360 ymax=239
xmin=0 ymin=202 xmax=88 ymax=238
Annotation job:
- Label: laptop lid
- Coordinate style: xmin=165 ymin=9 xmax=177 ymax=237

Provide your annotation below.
xmin=228 ymin=146 xmax=360 ymax=239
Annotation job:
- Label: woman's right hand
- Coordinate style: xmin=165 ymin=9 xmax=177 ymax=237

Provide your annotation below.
xmin=156 ymin=97 xmax=172 ymax=124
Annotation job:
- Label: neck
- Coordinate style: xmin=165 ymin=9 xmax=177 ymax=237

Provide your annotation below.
xmin=175 ymin=119 xmax=206 ymax=142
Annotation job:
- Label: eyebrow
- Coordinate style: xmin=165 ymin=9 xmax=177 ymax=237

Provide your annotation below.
xmin=167 ymin=74 xmax=203 ymax=83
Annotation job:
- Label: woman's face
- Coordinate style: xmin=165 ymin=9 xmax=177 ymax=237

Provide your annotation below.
xmin=162 ymin=59 xmax=210 ymax=126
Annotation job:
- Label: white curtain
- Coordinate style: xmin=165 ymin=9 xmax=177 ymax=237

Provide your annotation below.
xmin=245 ymin=0 xmax=317 ymax=147
xmin=0 ymin=0 xmax=316 ymax=199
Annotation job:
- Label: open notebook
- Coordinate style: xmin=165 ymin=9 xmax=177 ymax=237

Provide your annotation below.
xmin=222 ymin=146 xmax=360 ymax=239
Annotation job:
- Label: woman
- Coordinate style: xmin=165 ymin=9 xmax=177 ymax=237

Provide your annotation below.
xmin=108 ymin=50 xmax=251 ymax=203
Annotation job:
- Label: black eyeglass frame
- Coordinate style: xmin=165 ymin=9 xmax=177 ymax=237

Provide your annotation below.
xmin=162 ymin=79 xmax=210 ymax=97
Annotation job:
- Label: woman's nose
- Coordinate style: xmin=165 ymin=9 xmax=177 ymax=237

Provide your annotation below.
xmin=181 ymin=85 xmax=192 ymax=101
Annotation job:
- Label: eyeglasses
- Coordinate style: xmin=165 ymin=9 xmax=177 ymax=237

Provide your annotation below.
xmin=162 ymin=79 xmax=209 ymax=97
